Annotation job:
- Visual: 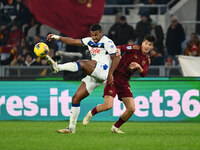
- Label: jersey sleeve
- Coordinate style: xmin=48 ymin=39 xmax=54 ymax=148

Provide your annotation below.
xmin=81 ymin=37 xmax=91 ymax=46
xmin=117 ymin=45 xmax=140 ymax=53
xmin=140 ymin=57 xmax=150 ymax=77
xmin=104 ymin=40 xmax=117 ymax=55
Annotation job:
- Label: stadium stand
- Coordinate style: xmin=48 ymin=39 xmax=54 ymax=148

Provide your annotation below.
xmin=0 ymin=0 xmax=199 ymax=78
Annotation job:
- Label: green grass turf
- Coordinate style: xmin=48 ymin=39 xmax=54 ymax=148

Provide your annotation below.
xmin=0 ymin=121 xmax=199 ymax=150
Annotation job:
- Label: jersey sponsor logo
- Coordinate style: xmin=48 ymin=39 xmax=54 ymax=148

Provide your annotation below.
xmin=134 ymin=55 xmax=138 ymax=59
xmin=142 ymin=60 xmax=146 ymax=66
xmin=126 ymin=46 xmax=132 ymax=50
xmin=109 ymin=90 xmax=113 ymax=94
xmin=90 ymin=48 xmax=100 ymax=54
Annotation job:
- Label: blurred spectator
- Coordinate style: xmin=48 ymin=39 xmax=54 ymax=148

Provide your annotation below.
xmin=185 ymin=33 xmax=200 ymax=56
xmin=150 ymin=48 xmax=165 ymax=65
xmin=166 ymin=16 xmax=185 ymax=57
xmin=39 ymin=57 xmax=49 ymax=76
xmin=0 ymin=46 xmax=17 ymax=65
xmin=0 ymin=9 xmax=12 ymax=29
xmin=23 ymin=16 xmax=38 ymax=38
xmin=14 ymin=0 xmax=33 ymax=26
xmin=26 ymin=17 xmax=41 ymax=39
xmin=10 ymin=53 xmax=24 ymax=66
xmin=114 ymin=16 xmax=136 ymax=45
xmin=23 ymin=52 xmax=38 ymax=66
xmin=21 ymin=47 xmax=29 ymax=56
xmin=0 ymin=23 xmax=10 ymax=46
xmin=48 ymin=48 xmax=55 ymax=59
xmin=20 ymin=52 xmax=39 ymax=76
xmin=150 ymin=20 xmax=164 ymax=55
xmin=135 ymin=14 xmax=151 ymax=44
xmin=46 ymin=40 xmax=58 ymax=52
xmin=17 ymin=38 xmax=29 ymax=54
xmin=49 ymin=48 xmax=60 ymax=62
xmin=165 ymin=57 xmax=175 ymax=66
xmin=40 ymin=57 xmax=48 ymax=66
xmin=28 ymin=35 xmax=42 ymax=53
xmin=108 ymin=14 xmax=121 ymax=45
xmin=10 ymin=48 xmax=29 ymax=66
xmin=7 ymin=21 xmax=24 ymax=48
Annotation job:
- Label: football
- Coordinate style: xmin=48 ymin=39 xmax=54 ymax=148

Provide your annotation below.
xmin=34 ymin=42 xmax=49 ymax=57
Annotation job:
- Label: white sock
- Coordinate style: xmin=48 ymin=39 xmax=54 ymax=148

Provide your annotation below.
xmin=69 ymin=106 xmax=80 ymax=130
xmin=58 ymin=62 xmax=80 ymax=72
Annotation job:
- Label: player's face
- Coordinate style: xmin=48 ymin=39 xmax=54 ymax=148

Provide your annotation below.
xmin=90 ymin=30 xmax=103 ymax=43
xmin=141 ymin=40 xmax=153 ymax=54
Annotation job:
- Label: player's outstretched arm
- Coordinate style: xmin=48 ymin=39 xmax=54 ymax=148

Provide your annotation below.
xmin=47 ymin=34 xmax=83 ymax=46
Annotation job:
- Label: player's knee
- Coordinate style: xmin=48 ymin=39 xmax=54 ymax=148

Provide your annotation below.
xmin=72 ymin=95 xmax=81 ymax=103
xmin=127 ymin=106 xmax=135 ymax=114
xmin=131 ymin=107 xmax=135 ymax=113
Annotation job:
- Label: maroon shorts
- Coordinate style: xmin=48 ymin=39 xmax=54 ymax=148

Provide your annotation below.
xmin=103 ymin=78 xmax=133 ymax=100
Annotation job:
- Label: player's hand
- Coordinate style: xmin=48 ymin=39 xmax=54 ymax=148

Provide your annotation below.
xmin=116 ymin=48 xmax=121 ymax=57
xmin=47 ymin=34 xmax=60 ymax=41
xmin=107 ymin=74 xmax=114 ymax=86
xmin=129 ymin=62 xmax=140 ymax=70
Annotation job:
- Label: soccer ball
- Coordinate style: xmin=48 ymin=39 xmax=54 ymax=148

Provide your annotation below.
xmin=34 ymin=42 xmax=49 ymax=57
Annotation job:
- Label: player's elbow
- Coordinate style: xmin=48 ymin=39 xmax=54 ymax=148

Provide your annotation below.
xmin=140 ymin=74 xmax=145 ymax=77
xmin=140 ymin=71 xmax=146 ymax=77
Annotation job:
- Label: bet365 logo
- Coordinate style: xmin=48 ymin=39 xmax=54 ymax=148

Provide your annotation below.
xmin=114 ymin=89 xmax=200 ymax=118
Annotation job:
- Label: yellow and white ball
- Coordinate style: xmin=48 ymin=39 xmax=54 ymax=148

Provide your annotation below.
xmin=34 ymin=42 xmax=49 ymax=57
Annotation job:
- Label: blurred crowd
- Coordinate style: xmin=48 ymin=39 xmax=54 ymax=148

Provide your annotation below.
xmin=0 ymin=0 xmax=60 ymax=68
xmin=0 ymin=0 xmax=199 ymax=73
xmin=107 ymin=12 xmax=200 ymax=66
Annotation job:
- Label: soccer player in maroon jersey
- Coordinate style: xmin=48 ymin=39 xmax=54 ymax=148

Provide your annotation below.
xmin=83 ymin=35 xmax=156 ymax=133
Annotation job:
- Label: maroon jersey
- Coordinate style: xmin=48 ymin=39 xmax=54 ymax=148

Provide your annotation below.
xmin=103 ymin=44 xmax=150 ymax=99
xmin=115 ymin=44 xmax=150 ymax=80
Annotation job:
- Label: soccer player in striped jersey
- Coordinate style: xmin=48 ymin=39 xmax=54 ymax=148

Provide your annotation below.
xmin=46 ymin=24 xmax=120 ymax=133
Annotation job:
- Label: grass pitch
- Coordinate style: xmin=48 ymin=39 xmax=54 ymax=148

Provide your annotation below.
xmin=0 ymin=121 xmax=199 ymax=150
